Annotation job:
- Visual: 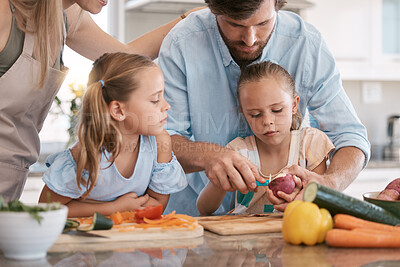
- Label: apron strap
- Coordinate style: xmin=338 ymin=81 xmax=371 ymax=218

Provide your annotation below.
xmin=287 ymin=130 xmax=301 ymax=166
xmin=10 ymin=2 xmax=34 ymax=56
xmin=23 ymin=33 xmax=34 ymax=56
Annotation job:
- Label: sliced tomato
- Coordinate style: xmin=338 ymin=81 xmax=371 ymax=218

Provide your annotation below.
xmin=135 ymin=204 xmax=163 ymax=223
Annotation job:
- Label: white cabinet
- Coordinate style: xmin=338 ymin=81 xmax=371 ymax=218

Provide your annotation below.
xmin=343 ymin=167 xmax=400 ymax=199
xmin=304 ymin=0 xmax=400 ymax=81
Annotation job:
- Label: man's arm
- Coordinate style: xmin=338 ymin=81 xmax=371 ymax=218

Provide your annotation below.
xmin=288 ymin=147 xmax=365 ymax=190
xmin=171 ymin=135 xmax=265 ymax=194
xmin=320 ymin=146 xmax=365 ymax=190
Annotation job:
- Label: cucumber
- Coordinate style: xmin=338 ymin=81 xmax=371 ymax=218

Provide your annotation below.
xmin=303 ymin=182 xmax=400 ymax=226
xmin=63 ymin=219 xmax=80 ymax=233
xmin=77 ymin=212 xmax=113 ymax=231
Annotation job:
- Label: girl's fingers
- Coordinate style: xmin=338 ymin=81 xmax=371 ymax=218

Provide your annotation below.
xmin=266 ymin=187 xmax=285 ymax=205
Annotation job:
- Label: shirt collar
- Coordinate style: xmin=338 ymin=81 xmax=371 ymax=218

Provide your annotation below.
xmin=212 ymin=16 xmax=233 ymax=67
xmin=213 ymin=11 xmax=280 ymax=67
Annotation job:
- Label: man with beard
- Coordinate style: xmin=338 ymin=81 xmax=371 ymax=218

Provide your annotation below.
xmin=159 ymin=0 xmax=370 ymax=215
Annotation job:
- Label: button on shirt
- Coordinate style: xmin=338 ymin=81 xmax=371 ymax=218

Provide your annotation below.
xmin=159 ymin=9 xmax=370 ymax=216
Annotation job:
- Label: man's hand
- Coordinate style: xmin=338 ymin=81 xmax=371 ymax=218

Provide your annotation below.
xmin=171 ymin=135 xmax=265 ymax=194
xmin=204 ymin=147 xmax=265 ymax=194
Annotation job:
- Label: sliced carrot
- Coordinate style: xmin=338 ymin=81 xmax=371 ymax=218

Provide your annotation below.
xmin=143 ymin=216 xmax=174 ymax=225
xmin=173 ymin=214 xmax=196 ymax=222
xmin=110 ymin=211 xmax=123 ymax=225
xmin=120 ymin=211 xmax=136 ymax=222
xmin=72 ymin=211 xmax=198 ymax=231
xmin=334 ymin=214 xmax=400 ymax=233
xmin=326 ymin=228 xmax=400 ymax=248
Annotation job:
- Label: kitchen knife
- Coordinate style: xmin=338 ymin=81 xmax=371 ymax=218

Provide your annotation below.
xmin=64 ymin=230 xmax=109 ymax=239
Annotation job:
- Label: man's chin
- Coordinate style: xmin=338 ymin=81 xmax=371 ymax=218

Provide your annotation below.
xmin=232 ymin=49 xmax=263 ymax=63
xmin=233 ymin=53 xmax=262 ymax=64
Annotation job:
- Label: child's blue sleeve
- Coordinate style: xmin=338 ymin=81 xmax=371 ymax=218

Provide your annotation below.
xmin=148 ymin=152 xmax=188 ymax=195
xmin=42 ymin=150 xmax=87 ymax=199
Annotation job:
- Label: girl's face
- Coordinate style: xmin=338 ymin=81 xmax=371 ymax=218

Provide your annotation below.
xmin=118 ymin=66 xmax=170 ymax=136
xmin=239 ymin=77 xmax=299 ymax=147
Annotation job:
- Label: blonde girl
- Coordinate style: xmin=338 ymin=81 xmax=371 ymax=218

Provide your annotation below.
xmin=197 ymin=61 xmax=334 ymax=215
xmin=0 ymin=0 xmax=201 ymax=202
xmin=39 ymin=53 xmax=187 ymax=217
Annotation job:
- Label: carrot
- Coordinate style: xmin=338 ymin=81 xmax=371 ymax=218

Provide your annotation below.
xmin=334 ymin=214 xmax=400 ymax=233
xmin=120 ymin=211 xmax=136 ymax=222
xmin=326 ymin=228 xmax=400 ymax=248
xmin=110 ymin=211 xmax=123 ymax=225
xmin=143 ymin=216 xmax=175 ymax=225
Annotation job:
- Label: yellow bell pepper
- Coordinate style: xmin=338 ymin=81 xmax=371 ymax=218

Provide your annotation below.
xmin=282 ymin=200 xmax=333 ymax=246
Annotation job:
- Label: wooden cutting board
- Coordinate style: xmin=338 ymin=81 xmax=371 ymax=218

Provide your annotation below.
xmin=55 ymin=224 xmax=203 ymax=244
xmin=197 ymin=213 xmax=283 ymax=235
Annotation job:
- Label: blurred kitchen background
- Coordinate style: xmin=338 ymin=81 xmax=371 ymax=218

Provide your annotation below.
xmin=22 ymin=0 xmax=400 ymax=202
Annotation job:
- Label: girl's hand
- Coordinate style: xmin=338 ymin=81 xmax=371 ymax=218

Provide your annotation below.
xmin=114 ymin=192 xmax=149 ymax=211
xmin=265 ymin=175 xmax=303 ymax=211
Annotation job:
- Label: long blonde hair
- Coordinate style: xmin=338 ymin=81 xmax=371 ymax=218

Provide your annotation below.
xmin=76 ymin=52 xmax=156 ymax=198
xmin=237 ymin=61 xmax=302 ymax=130
xmin=10 ymin=0 xmax=64 ymax=87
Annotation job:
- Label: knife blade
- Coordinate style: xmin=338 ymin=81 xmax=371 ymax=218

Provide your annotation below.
xmin=64 ymin=230 xmax=109 ymax=239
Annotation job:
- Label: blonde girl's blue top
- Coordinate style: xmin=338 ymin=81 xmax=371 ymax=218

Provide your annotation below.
xmin=42 ymin=135 xmax=187 ymax=201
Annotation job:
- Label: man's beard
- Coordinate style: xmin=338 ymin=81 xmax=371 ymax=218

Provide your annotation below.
xmin=219 ymin=29 xmax=270 ymax=67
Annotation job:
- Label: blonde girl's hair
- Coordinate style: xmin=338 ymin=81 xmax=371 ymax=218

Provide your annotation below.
xmin=237 ymin=61 xmax=302 ymax=130
xmin=10 ymin=0 xmax=64 ymax=88
xmin=76 ymin=52 xmax=157 ymax=198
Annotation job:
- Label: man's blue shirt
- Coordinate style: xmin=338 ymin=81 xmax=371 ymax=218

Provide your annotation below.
xmin=159 ymin=9 xmax=370 ymax=216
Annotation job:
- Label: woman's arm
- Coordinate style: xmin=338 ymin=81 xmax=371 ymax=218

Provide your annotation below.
xmin=65 ymin=5 xmax=205 ymax=60
xmin=196 ymin=182 xmax=227 ymax=216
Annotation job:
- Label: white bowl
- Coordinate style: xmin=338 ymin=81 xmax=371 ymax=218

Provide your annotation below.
xmin=0 ymin=203 xmax=68 ymax=260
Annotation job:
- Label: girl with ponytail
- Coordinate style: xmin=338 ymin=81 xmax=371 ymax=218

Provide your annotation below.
xmin=39 ymin=53 xmax=187 ymax=217
xmin=0 ymin=0 xmax=202 ymax=203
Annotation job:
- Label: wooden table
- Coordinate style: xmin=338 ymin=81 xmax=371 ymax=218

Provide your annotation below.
xmin=1 ymin=230 xmax=400 ymax=266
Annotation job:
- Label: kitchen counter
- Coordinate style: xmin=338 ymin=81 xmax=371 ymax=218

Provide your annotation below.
xmin=1 ymin=231 xmax=400 ymax=267
xmin=367 ymin=160 xmax=400 ymax=169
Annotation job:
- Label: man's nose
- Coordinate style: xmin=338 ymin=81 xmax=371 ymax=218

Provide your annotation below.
xmin=242 ymin=27 xmax=257 ymax=47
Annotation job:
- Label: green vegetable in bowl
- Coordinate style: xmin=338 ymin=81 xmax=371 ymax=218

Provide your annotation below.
xmin=0 ymin=196 xmax=61 ymax=224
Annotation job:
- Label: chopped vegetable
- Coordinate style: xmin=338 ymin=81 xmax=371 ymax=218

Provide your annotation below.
xmin=0 ymin=196 xmax=60 ymax=224
xmin=77 ymin=212 xmax=113 ymax=231
xmin=110 ymin=211 xmax=123 ymax=225
xmin=134 ymin=205 xmax=163 ymax=222
xmin=64 ymin=219 xmax=80 ymax=233
xmin=108 ymin=210 xmax=198 ymax=231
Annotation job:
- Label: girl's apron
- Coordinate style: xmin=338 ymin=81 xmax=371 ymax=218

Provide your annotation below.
xmin=0 ymin=23 xmax=68 ymax=202
xmin=232 ymin=130 xmax=302 ymax=214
